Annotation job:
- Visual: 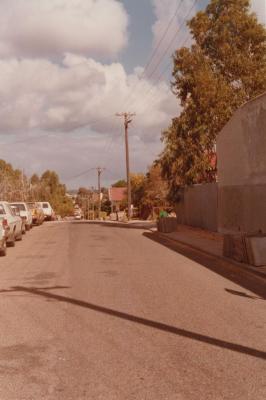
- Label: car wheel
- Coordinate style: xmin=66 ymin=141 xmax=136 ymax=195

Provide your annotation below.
xmin=7 ymin=230 xmax=16 ymax=247
xmin=0 ymin=241 xmax=7 ymax=256
xmin=16 ymin=232 xmax=23 ymax=241
xmin=7 ymin=238 xmax=15 ymax=247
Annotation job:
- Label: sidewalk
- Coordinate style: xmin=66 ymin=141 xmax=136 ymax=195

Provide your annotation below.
xmin=156 ymin=224 xmax=266 ymax=280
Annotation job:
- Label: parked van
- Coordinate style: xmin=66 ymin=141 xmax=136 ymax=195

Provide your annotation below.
xmin=38 ymin=202 xmax=54 ymax=221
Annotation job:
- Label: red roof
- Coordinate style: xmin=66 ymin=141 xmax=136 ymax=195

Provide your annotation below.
xmin=109 ymin=187 xmax=127 ymax=202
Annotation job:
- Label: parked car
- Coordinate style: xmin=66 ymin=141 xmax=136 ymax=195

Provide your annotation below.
xmin=74 ymin=212 xmax=82 ymax=220
xmin=74 ymin=206 xmax=83 ymax=220
xmin=0 ymin=220 xmax=7 ymax=256
xmin=10 ymin=202 xmax=32 ymax=231
xmin=27 ymin=202 xmax=45 ymax=225
xmin=0 ymin=201 xmax=23 ymax=246
xmin=10 ymin=205 xmax=26 ymax=235
xmin=38 ymin=202 xmax=54 ymax=221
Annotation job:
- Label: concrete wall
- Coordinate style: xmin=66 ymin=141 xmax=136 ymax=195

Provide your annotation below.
xmin=217 ymin=92 xmax=266 ymax=234
xmin=218 ymin=184 xmax=266 ymax=233
xmin=175 ymin=183 xmax=218 ymax=232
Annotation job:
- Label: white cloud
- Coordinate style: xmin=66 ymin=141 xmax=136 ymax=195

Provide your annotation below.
xmin=0 ymin=0 xmax=128 ymax=58
xmin=0 ymin=53 xmax=176 ymax=137
xmin=251 ymin=0 xmax=266 ymax=24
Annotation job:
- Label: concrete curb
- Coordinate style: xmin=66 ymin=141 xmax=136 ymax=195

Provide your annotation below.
xmin=153 ymin=231 xmax=266 ymax=283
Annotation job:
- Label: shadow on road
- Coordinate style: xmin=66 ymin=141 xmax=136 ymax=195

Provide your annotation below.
xmin=1 ymin=285 xmax=266 ymax=361
xmin=143 ymin=232 xmax=266 ymax=300
xmin=225 ymin=288 xmax=263 ymax=300
xmin=71 ymin=221 xmax=156 ymax=230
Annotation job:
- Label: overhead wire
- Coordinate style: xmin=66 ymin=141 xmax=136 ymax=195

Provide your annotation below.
xmin=124 ymin=0 xmax=200 ymax=113
xmin=134 ymin=33 xmax=191 ymax=115
xmin=139 ymin=0 xmax=199 ymax=83
xmin=0 ymin=114 xmax=117 ymax=147
xmin=122 ymin=0 xmax=185 ymax=110
xmin=63 ymin=167 xmax=95 ymax=182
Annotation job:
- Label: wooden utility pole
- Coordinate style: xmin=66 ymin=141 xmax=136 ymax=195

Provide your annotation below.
xmin=92 ymin=168 xmax=105 ymax=218
xmin=116 ymin=112 xmax=136 ymax=220
xmin=97 ymin=167 xmax=104 ymax=218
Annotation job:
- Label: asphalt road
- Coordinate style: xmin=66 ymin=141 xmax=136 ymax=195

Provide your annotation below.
xmin=0 ymin=221 xmax=265 ymax=400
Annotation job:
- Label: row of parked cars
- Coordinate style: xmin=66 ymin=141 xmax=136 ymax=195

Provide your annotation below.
xmin=0 ymin=201 xmax=54 ymax=256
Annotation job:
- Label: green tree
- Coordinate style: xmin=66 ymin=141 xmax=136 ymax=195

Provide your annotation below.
xmin=0 ymin=159 xmax=26 ymax=201
xmin=31 ymin=170 xmax=73 ymax=217
xmin=142 ymin=164 xmax=169 ymax=208
xmin=112 ymin=179 xmax=127 ymax=188
xmin=130 ymin=173 xmax=146 ymax=209
xmin=160 ymin=0 xmax=266 ymax=201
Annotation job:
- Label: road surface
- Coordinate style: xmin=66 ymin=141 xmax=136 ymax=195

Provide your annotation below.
xmin=0 ymin=221 xmax=265 ymax=399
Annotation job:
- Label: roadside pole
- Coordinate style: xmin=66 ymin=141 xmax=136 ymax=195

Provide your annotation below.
xmin=97 ymin=167 xmax=105 ymax=219
xmin=116 ymin=112 xmax=136 ymax=220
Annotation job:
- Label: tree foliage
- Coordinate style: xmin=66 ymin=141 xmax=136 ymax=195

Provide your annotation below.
xmin=30 ymin=170 xmax=74 ymax=217
xmin=0 ymin=159 xmax=26 ymax=201
xmin=111 ymin=167 xmax=168 ymax=215
xmin=160 ymin=0 xmax=266 ymax=201
xmin=112 ymin=179 xmax=127 ymax=188
xmin=130 ymin=173 xmax=146 ymax=208
xmin=0 ymin=159 xmax=73 ymax=217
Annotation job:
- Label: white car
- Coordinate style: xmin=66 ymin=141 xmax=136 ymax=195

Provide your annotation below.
xmin=0 ymin=201 xmax=23 ymax=246
xmin=38 ymin=202 xmax=54 ymax=221
xmin=10 ymin=202 xmax=32 ymax=231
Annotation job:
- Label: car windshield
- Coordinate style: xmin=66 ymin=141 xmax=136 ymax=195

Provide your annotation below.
xmin=12 ymin=203 xmax=26 ymax=211
xmin=42 ymin=203 xmax=49 ymax=208
xmin=8 ymin=205 xmax=16 ymax=216
xmin=27 ymin=203 xmax=35 ymax=209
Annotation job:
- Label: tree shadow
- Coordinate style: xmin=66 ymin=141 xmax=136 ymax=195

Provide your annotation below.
xmin=225 ymin=288 xmax=262 ymax=300
xmin=143 ymin=232 xmax=266 ymax=300
xmin=1 ymin=285 xmax=265 ymax=361
xmin=0 ymin=286 xmax=70 ymax=293
xmin=71 ymin=221 xmax=156 ymax=230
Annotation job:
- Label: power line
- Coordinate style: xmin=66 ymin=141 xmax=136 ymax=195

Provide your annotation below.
xmin=142 ymin=0 xmax=199 ymax=82
xmin=65 ymin=167 xmax=95 ymax=181
xmin=142 ymin=0 xmax=184 ymax=76
xmin=0 ymin=114 xmax=116 ymax=147
xmin=133 ymin=33 xmax=191 ymax=114
xmin=125 ymin=0 xmax=199 ymax=114
xmin=123 ymin=0 xmax=185 ymax=109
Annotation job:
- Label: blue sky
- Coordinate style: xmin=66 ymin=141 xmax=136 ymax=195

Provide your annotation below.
xmin=120 ymin=0 xmax=155 ymax=72
xmin=119 ymin=0 xmax=210 ymax=72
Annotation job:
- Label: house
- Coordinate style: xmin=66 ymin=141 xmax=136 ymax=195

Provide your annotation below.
xmin=108 ymin=187 xmax=127 ymax=212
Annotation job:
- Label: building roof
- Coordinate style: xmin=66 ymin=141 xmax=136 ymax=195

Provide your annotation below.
xmin=108 ymin=187 xmax=127 ymax=202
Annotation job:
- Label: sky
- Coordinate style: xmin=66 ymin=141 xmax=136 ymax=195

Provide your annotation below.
xmin=0 ymin=0 xmax=265 ymax=189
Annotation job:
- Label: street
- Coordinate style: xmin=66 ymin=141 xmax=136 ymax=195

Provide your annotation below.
xmin=0 ymin=221 xmax=265 ymax=400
